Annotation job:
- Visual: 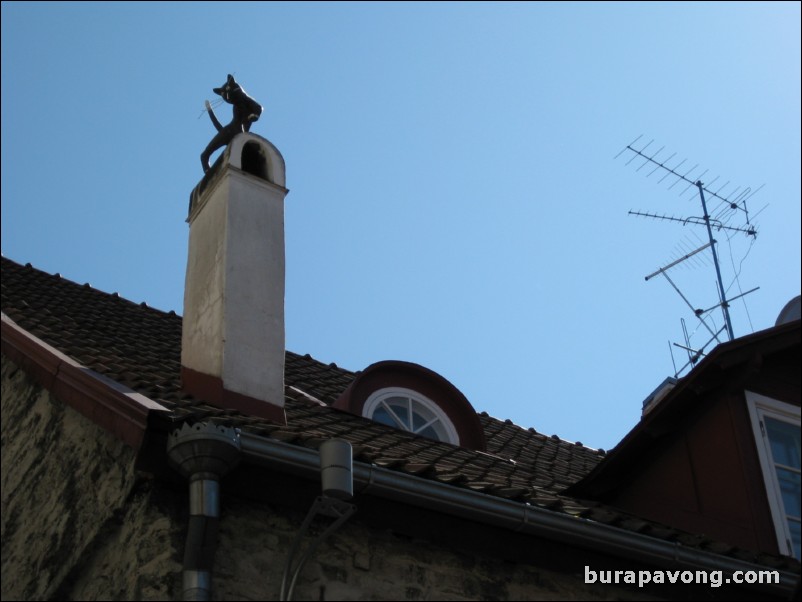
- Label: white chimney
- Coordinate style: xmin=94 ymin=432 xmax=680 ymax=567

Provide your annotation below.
xmin=181 ymin=133 xmax=288 ymax=424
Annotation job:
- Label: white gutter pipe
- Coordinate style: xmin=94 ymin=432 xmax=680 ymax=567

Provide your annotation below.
xmin=239 ymin=432 xmax=798 ymax=597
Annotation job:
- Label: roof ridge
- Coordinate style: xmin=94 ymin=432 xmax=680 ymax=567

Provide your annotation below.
xmin=1 ymin=255 xmax=181 ymax=319
xmin=478 ymin=410 xmax=606 ymax=457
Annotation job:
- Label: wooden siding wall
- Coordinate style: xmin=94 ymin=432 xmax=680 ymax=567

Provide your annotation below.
xmin=606 ymin=359 xmax=800 ymax=556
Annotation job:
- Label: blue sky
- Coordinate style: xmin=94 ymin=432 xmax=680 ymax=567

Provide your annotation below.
xmin=2 ymin=1 xmax=799 ymax=451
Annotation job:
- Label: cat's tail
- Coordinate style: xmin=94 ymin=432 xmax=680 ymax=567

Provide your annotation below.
xmin=205 ymin=100 xmax=224 ymax=132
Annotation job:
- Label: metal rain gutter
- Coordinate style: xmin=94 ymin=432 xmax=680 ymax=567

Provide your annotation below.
xmin=239 ymin=431 xmax=798 ymax=597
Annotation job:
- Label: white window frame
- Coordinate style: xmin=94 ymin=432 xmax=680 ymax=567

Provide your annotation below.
xmin=363 ymin=387 xmax=459 ymax=445
xmin=745 ymin=390 xmax=801 ymax=559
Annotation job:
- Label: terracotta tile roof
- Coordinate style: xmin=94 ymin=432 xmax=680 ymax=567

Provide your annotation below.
xmin=0 ymin=256 xmax=604 ymax=493
xmin=2 ymin=256 xmax=798 ymax=572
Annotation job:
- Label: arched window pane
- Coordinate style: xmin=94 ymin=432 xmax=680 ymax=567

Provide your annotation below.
xmin=372 ymin=405 xmax=397 ymax=428
xmin=384 ymin=398 xmax=410 ymax=429
xmin=363 ymin=388 xmax=459 ymax=445
xmin=412 ymin=408 xmax=430 ymax=430
xmin=419 ymin=425 xmax=440 ymax=440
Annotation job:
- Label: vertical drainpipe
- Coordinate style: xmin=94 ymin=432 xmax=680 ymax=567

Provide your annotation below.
xmin=168 ymin=422 xmax=241 ymax=601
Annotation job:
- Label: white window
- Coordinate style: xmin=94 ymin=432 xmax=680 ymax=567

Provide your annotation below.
xmin=364 ymin=387 xmax=459 ymax=445
xmin=746 ymin=391 xmax=801 ymax=559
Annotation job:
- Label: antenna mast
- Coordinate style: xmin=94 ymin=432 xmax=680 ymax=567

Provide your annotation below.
xmin=618 ymin=136 xmax=762 ymax=371
xmin=695 ymin=181 xmax=734 ymax=339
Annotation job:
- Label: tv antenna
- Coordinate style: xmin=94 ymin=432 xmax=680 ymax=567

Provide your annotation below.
xmin=617 ymin=136 xmax=763 ymax=374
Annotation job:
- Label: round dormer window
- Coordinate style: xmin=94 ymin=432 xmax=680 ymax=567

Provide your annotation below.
xmin=364 ymin=387 xmax=459 ymax=444
xmin=332 ymin=361 xmax=487 ymax=450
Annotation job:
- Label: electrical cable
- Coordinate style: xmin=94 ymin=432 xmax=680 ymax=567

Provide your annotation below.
xmin=280 ymin=497 xmax=356 ymax=601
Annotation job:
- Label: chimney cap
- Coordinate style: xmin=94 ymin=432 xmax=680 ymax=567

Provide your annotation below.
xmin=189 ymin=133 xmax=287 ymax=219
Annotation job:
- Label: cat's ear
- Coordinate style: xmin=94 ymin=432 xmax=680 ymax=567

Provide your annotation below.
xmin=227 ymin=74 xmax=235 ymax=84
xmin=213 ymin=87 xmax=224 ymax=96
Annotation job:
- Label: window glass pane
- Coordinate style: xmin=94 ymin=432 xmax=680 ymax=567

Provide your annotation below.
xmin=385 ymin=398 xmax=410 ymax=429
xmin=419 ymin=425 xmax=440 ymax=440
xmin=412 ymin=408 xmax=429 ymax=431
xmin=776 ymin=468 xmax=802 ymax=520
xmin=372 ymin=406 xmax=397 ymax=428
xmin=789 ymin=519 xmax=801 ymax=561
xmin=765 ymin=417 xmax=801 ymax=469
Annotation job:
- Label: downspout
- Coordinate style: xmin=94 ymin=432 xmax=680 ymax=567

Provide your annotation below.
xmin=239 ymin=432 xmax=799 ymax=597
xmin=168 ymin=422 xmax=241 ymax=601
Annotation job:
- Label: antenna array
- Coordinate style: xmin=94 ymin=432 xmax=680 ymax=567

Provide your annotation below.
xmin=617 ymin=136 xmax=763 ymax=376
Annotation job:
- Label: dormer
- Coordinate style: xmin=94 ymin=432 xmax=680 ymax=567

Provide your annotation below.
xmin=333 ymin=360 xmax=486 ymax=451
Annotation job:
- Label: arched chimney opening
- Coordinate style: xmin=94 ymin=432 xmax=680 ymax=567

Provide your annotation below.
xmin=241 ymin=141 xmax=270 ymax=181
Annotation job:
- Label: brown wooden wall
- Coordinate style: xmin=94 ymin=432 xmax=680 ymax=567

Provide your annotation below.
xmin=604 ymin=354 xmax=800 ymax=556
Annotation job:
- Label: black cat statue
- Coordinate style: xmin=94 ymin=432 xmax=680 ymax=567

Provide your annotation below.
xmin=200 ymin=74 xmax=263 ymax=173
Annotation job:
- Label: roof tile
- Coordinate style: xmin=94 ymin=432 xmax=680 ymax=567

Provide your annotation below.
xmin=2 ymin=256 xmax=798 ymax=571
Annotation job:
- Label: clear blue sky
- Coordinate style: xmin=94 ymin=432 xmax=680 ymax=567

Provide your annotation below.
xmin=2 ymin=1 xmax=799 ymax=451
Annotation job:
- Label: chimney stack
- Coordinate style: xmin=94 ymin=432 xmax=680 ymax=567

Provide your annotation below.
xmin=181 ymin=133 xmax=288 ymax=424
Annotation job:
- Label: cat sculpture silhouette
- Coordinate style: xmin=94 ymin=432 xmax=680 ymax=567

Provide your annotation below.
xmin=201 ymin=74 xmax=263 ymax=173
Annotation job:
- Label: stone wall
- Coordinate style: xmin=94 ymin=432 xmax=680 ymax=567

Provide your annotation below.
xmin=0 ymin=356 xmax=182 ymax=601
xmin=213 ymin=495 xmax=653 ymax=601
